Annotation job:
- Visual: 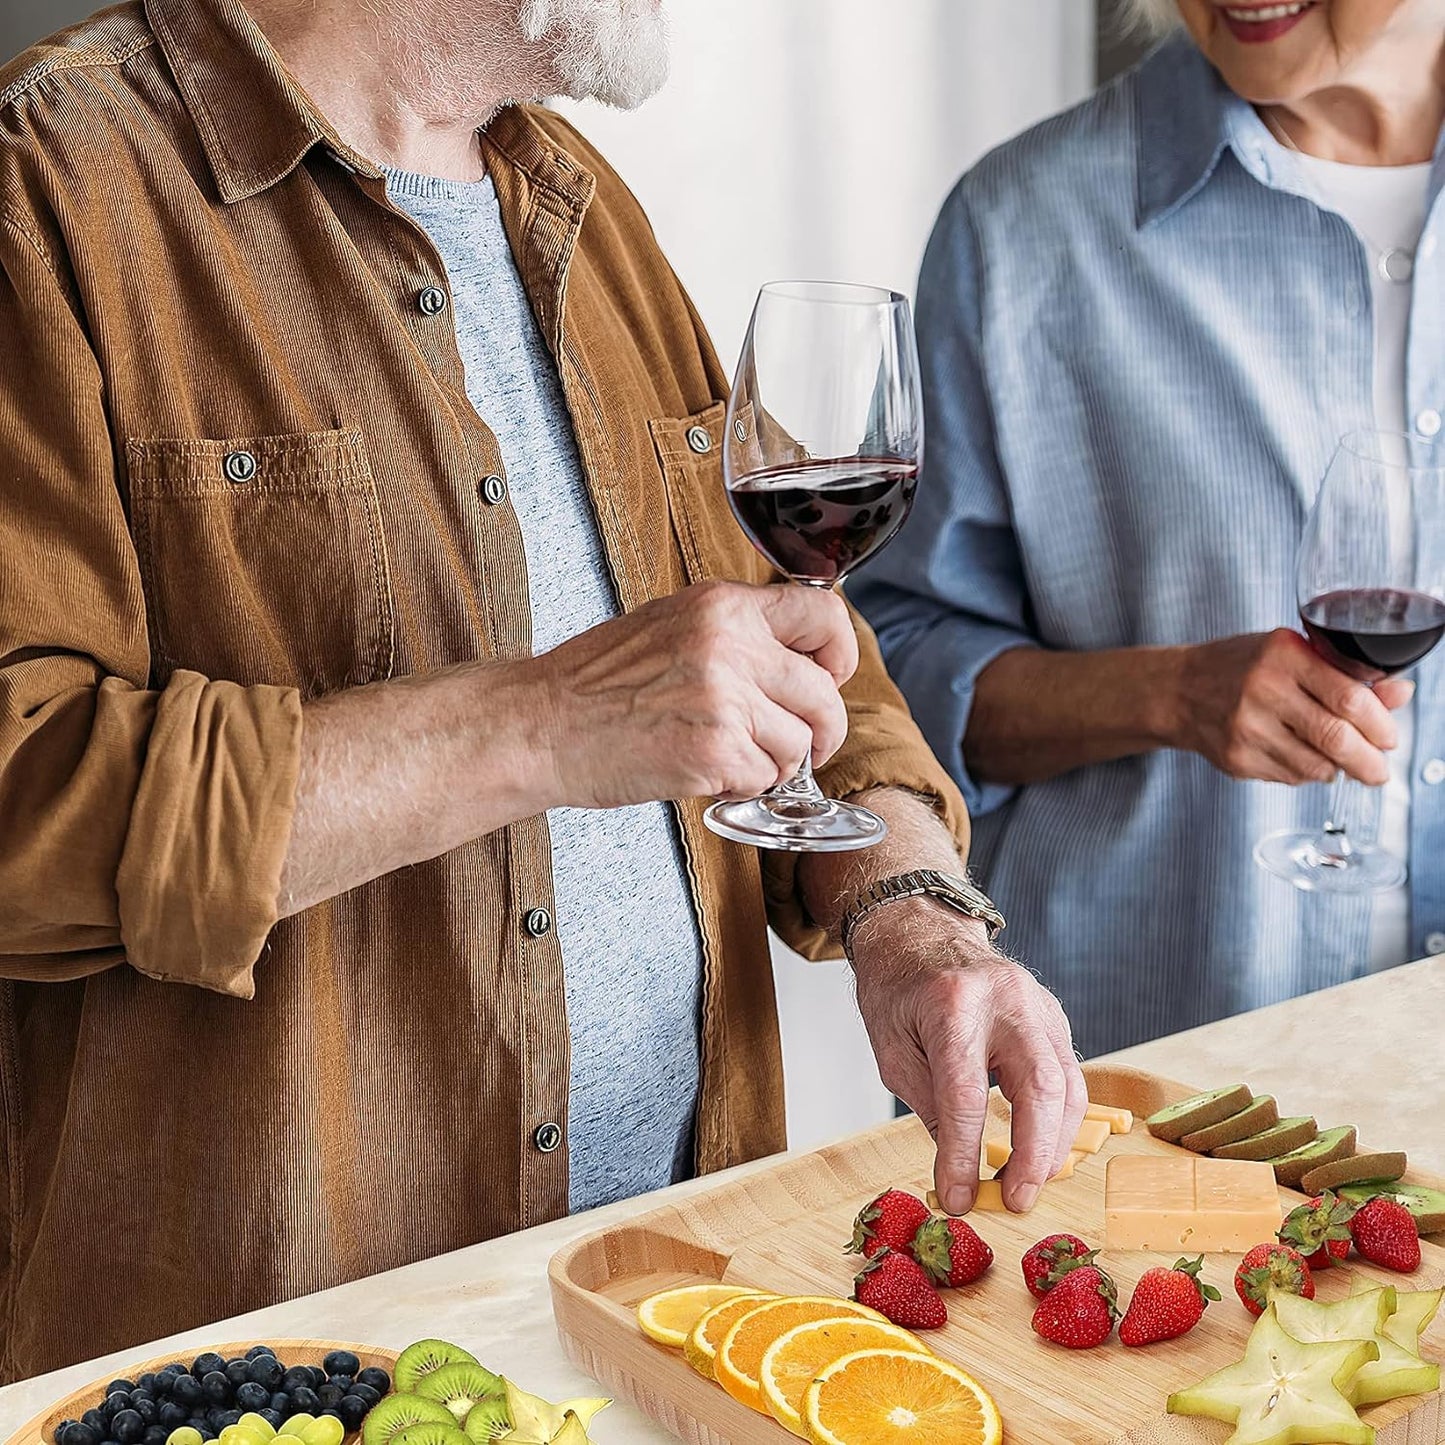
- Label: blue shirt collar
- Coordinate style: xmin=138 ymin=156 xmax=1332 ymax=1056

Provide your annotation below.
xmin=1137 ymin=30 xmax=1445 ymax=229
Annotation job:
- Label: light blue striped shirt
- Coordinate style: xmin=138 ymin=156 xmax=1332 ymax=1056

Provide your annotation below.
xmin=851 ymin=35 xmax=1445 ymax=1059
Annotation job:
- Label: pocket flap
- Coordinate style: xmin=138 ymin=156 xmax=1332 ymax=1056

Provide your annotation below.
xmin=127 ymin=428 xmax=372 ymax=498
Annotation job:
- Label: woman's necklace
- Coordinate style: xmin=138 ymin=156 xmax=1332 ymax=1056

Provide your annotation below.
xmin=1263 ymin=111 xmax=1421 ymax=284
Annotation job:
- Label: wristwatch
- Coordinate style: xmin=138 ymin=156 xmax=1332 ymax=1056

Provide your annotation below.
xmin=840 ymin=869 xmax=1006 ymax=957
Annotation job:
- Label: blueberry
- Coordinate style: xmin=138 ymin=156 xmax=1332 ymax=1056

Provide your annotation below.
xmin=257 ymin=1412 xmax=283 ymax=1431
xmin=242 ymin=1346 xmax=274 ymax=1362
xmin=129 ymin=1401 xmax=158 ymax=1427
xmin=315 ymin=1386 xmax=343 ymax=1411
xmin=142 ymin=1428 xmax=167 ymax=1445
xmin=214 ymin=1413 xmax=242 ymax=1431
xmin=157 ymin=1402 xmax=188 ymax=1431
xmin=267 ymin=1395 xmax=290 ymax=1417
xmin=99 ymin=1399 xmax=127 ymax=1424
xmin=355 ymin=1370 xmax=390 ymax=1395
xmin=200 ymin=1373 xmax=231 ymax=1407
xmin=287 ymin=1388 xmax=320 ymax=1416
xmin=327 ymin=1376 xmax=353 ymax=1395
xmin=321 ymin=1352 xmax=359 ymax=1380
xmin=81 ymin=1412 xmax=109 ymax=1437
xmin=193 ymin=1355 xmax=226 ymax=1380
xmin=110 ymin=1411 xmax=143 ymax=1445
xmin=348 ymin=1385 xmax=380 ymax=1411
xmin=59 ymin=1425 xmax=98 ymax=1445
xmin=280 ymin=1368 xmax=312 ymax=1395
xmin=336 ymin=1397 xmax=368 ymax=1433
xmin=186 ymin=1418 xmax=210 ymax=1435
xmin=234 ymin=1384 xmax=269 ymax=1413
xmin=139 ymin=1377 xmax=159 ymax=1395
xmin=247 ymin=1358 xmax=283 ymax=1392
xmin=106 ymin=1383 xmax=134 ymax=1399
xmin=224 ymin=1361 xmax=250 ymax=1390
xmin=172 ymin=1378 xmax=204 ymax=1409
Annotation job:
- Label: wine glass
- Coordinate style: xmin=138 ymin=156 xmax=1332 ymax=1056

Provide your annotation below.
xmin=703 ymin=281 xmax=924 ymax=853
xmin=1256 ymin=429 xmax=1445 ymax=892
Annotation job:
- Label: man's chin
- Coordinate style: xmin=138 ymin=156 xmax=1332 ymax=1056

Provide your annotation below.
xmin=522 ymin=0 xmax=672 ymax=112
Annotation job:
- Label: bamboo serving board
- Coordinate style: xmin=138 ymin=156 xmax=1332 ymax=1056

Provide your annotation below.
xmin=4 ymin=1341 xmax=400 ymax=1445
xmin=550 ymin=1064 xmax=1445 ymax=1444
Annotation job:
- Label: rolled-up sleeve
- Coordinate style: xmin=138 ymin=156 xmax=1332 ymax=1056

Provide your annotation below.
xmin=0 ymin=211 xmax=301 ymax=998
xmin=850 ymin=181 xmax=1039 ymax=818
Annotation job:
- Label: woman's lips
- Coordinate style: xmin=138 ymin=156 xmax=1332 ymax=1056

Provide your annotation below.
xmin=1218 ymin=1 xmax=1318 ymax=43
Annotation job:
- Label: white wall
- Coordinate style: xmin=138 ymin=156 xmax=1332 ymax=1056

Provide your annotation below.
xmin=559 ymin=0 xmax=1097 ymax=1151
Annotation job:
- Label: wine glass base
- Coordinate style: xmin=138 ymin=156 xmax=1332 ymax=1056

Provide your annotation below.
xmin=704 ymin=796 xmax=889 ymax=853
xmin=1254 ymin=829 xmax=1407 ymax=894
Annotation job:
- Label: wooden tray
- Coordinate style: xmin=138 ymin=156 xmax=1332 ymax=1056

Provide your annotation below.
xmin=5 ymin=1341 xmax=399 ymax=1445
xmin=549 ymin=1064 xmax=1445 ymax=1444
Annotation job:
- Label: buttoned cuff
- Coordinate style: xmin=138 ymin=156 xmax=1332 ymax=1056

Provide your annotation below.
xmin=116 ymin=670 xmax=303 ymax=998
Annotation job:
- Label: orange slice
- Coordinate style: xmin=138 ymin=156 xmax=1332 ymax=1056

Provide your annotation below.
xmin=803 ymin=1348 xmax=1002 ymax=1445
xmin=683 ymin=1291 xmax=777 ymax=1379
xmin=716 ymin=1296 xmax=886 ymax=1415
xmin=637 ymin=1283 xmax=762 ymax=1348
xmin=760 ymin=1317 xmax=930 ymax=1438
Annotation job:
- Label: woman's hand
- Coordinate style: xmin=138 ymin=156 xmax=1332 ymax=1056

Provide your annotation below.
xmin=1173 ymin=629 xmax=1414 ymax=785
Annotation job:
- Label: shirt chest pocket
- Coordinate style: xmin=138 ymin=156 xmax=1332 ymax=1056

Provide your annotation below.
xmin=650 ymin=401 xmax=768 ymax=587
xmin=126 ymin=429 xmax=395 ymax=698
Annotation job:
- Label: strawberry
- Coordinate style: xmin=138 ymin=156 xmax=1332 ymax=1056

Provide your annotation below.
xmin=1021 ymin=1233 xmax=1096 ymax=1299
xmin=1233 ymin=1242 xmax=1315 ymax=1317
xmin=1349 ymin=1197 xmax=1421 ymax=1273
xmin=852 ymin=1247 xmax=948 ymax=1330
xmin=911 ymin=1216 xmax=994 ymax=1288
xmin=1030 ymin=1263 xmax=1119 ymax=1349
xmin=1278 ymin=1192 xmax=1355 ymax=1270
xmin=1119 ymin=1256 xmax=1221 ymax=1346
xmin=848 ymin=1189 xmax=932 ymax=1260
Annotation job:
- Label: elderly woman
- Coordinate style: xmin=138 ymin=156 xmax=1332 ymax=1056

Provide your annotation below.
xmin=852 ymin=0 xmax=1445 ymax=1058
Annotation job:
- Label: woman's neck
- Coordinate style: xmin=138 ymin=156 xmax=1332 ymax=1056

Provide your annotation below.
xmin=1260 ymin=40 xmax=1445 ymax=165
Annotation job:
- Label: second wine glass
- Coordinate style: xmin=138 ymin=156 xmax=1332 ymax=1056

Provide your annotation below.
xmin=703 ymin=281 xmax=924 ymax=852
xmin=1256 ymin=429 xmax=1445 ymax=892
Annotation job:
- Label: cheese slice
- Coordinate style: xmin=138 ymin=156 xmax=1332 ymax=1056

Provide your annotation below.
xmin=983 ymin=1138 xmax=1078 ymax=1179
xmin=926 ymin=1179 xmax=1008 ymax=1214
xmin=1105 ymin=1154 xmax=1282 ymax=1253
xmin=1072 ymin=1117 xmax=1112 ymax=1155
xmin=1085 ymin=1103 xmax=1134 ymax=1134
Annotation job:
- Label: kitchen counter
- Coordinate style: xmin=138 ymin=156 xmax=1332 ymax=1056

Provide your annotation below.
xmin=5 ymin=955 xmax=1444 ymax=1443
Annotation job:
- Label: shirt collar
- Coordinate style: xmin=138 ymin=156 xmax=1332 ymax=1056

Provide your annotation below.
xmin=144 ymin=0 xmax=381 ymax=204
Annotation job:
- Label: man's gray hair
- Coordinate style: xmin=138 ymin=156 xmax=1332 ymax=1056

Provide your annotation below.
xmin=1118 ymin=0 xmax=1180 ymax=32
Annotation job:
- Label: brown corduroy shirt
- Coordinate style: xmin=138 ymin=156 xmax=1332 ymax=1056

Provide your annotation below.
xmin=0 ymin=0 xmax=970 ymax=1380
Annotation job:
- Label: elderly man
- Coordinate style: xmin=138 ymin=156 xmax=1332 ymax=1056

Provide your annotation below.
xmin=0 ymin=0 xmax=1083 ymax=1376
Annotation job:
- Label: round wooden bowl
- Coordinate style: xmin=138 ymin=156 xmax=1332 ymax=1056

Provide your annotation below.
xmin=6 ymin=1340 xmax=400 ymax=1445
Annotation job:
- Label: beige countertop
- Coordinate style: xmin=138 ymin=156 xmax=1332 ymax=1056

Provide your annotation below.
xmin=5 ymin=956 xmax=1443 ymax=1443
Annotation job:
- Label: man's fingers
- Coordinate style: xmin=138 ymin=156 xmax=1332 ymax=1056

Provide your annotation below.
xmin=994 ymin=1049 xmax=1069 ymax=1213
xmin=1051 ymin=1046 xmax=1090 ymax=1177
xmin=1296 ymin=654 xmax=1399 ymax=751
xmin=758 ymin=647 xmax=850 ymax=764
xmin=927 ymin=1041 xmax=990 ymax=1218
xmin=1377 ymin=678 xmax=1416 ymax=712
xmin=1256 ymin=728 xmax=1338 ymax=786
xmin=1281 ymin=691 xmax=1390 ymax=785
xmin=746 ymin=699 xmax=817 ymax=791
xmin=756 ymin=584 xmax=860 ymax=686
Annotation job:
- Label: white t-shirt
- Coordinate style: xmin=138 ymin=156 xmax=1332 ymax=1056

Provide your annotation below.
xmin=1291 ymin=153 xmax=1432 ymax=970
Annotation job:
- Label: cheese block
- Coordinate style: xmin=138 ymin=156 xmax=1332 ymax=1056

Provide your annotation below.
xmin=1073 ymin=1117 xmax=1112 ymax=1155
xmin=984 ymin=1139 xmax=1080 ymax=1179
xmin=1105 ymin=1153 xmax=1283 ymax=1253
xmin=927 ymin=1179 xmax=1008 ymax=1214
xmin=1085 ymin=1103 xmax=1134 ymax=1134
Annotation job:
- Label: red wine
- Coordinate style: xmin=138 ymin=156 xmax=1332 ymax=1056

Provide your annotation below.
xmin=727 ymin=457 xmax=918 ymax=584
xmin=1301 ymin=587 xmax=1445 ymax=682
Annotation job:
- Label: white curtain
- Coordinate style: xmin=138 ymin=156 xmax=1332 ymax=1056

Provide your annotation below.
xmin=562 ymin=0 xmax=1097 ymax=1151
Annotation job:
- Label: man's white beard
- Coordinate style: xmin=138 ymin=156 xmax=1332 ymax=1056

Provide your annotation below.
xmin=519 ymin=0 xmax=671 ymax=110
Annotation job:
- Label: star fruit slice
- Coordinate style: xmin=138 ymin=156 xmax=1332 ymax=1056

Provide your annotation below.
xmin=1350 ymin=1275 xmax=1444 ymax=1355
xmin=1167 ymin=1306 xmax=1377 ymax=1445
xmin=1274 ymin=1286 xmax=1440 ymax=1406
xmin=497 ymin=1381 xmax=610 ymax=1445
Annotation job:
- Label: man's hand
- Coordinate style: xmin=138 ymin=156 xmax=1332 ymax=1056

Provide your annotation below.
xmin=535 ymin=580 xmax=858 ymax=809
xmin=850 ymin=902 xmax=1086 ymax=1217
xmin=1176 ymin=629 xmax=1413 ymax=785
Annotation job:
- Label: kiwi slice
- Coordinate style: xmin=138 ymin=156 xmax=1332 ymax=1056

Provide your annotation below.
xmin=1269 ymin=1125 xmax=1357 ymax=1189
xmin=394 ymin=1341 xmax=480 ymax=1396
xmin=362 ymin=1397 xmax=458 ymax=1445
xmin=1299 ymin=1151 xmax=1407 ymax=1198
xmin=1180 ymin=1095 xmax=1279 ymax=1153
xmin=460 ymin=1401 xmax=510 ymax=1444
xmin=1338 ymin=1181 xmax=1445 ymax=1235
xmin=1212 ymin=1115 xmax=1318 ymax=1161
xmin=1146 ymin=1084 xmax=1253 ymax=1144
xmin=389 ymin=1426 xmax=470 ymax=1445
xmin=416 ymin=1364 xmax=505 ymax=1425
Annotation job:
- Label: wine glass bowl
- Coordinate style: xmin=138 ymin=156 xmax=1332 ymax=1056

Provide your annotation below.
xmin=704 ymin=281 xmax=924 ymax=852
xmin=1256 ymin=430 xmax=1445 ymax=892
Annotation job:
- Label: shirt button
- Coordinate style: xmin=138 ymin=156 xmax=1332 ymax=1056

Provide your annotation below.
xmin=480 ymin=474 xmax=507 ymax=506
xmin=1426 ymin=932 xmax=1445 ymax=956
xmin=1424 ymin=759 xmax=1445 ymax=786
xmin=524 ymin=908 xmax=553 ymax=938
xmin=223 ymin=450 xmax=257 ymax=485
xmin=534 ymin=1122 xmax=563 ymax=1154
xmin=418 ymin=286 xmax=449 ymax=316
xmin=1381 ymin=248 xmax=1415 ymax=283
xmin=686 ymin=425 xmax=713 ymax=455
xmin=1417 ymin=409 xmax=1443 ymax=437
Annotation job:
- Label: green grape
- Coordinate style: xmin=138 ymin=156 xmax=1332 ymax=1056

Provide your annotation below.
xmin=217 ymin=1428 xmax=266 ymax=1445
xmin=299 ymin=1419 xmax=344 ymax=1445
xmin=166 ymin=1430 xmax=204 ymax=1445
xmin=277 ymin=1417 xmax=316 ymax=1441
xmin=237 ymin=1416 xmax=277 ymax=1441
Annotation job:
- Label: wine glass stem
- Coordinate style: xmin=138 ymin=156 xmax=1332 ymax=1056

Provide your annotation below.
xmin=778 ymin=750 xmax=827 ymax=803
xmin=1320 ymin=771 xmax=1356 ymax=863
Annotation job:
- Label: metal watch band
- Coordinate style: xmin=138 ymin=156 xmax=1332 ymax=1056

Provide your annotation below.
xmin=840 ymin=869 xmax=1006 ymax=956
